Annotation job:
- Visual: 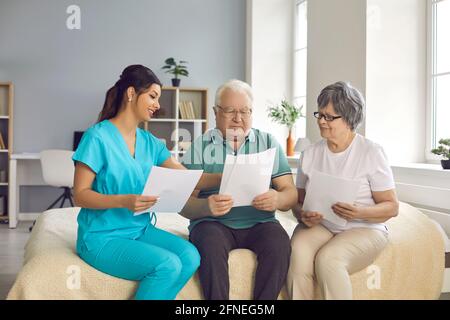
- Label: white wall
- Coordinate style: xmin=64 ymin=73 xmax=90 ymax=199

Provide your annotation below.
xmin=246 ymin=0 xmax=294 ymax=149
xmin=0 ymin=0 xmax=246 ymax=212
xmin=306 ymin=0 xmax=367 ymax=144
xmin=246 ymin=0 xmax=428 ymax=163
xmin=0 ymin=0 xmax=246 ymax=152
xmin=365 ymin=0 xmax=427 ymax=164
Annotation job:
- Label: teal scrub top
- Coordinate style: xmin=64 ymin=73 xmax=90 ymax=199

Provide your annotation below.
xmin=72 ymin=119 xmax=171 ymax=251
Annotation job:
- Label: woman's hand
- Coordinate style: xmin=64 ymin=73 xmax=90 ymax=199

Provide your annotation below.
xmin=208 ymin=194 xmax=234 ymax=217
xmin=300 ymin=211 xmax=323 ymax=227
xmin=122 ymin=195 xmax=159 ymax=213
xmin=252 ymin=189 xmax=278 ymax=212
xmin=332 ymin=202 xmax=362 ymax=221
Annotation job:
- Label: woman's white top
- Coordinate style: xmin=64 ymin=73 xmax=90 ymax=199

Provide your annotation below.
xmin=296 ymin=134 xmax=395 ymax=234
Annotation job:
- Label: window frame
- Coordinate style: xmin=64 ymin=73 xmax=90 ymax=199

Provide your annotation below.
xmin=426 ymin=0 xmax=450 ymax=162
xmin=293 ymin=0 xmax=307 ymax=138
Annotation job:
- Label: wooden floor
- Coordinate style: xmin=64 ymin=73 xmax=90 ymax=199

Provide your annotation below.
xmin=0 ymin=221 xmax=449 ymax=300
xmin=0 ymin=221 xmax=33 ymax=300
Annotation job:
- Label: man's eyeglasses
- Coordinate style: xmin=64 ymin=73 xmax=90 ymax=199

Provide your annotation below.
xmin=313 ymin=112 xmax=342 ymax=122
xmin=215 ymin=105 xmax=253 ymax=119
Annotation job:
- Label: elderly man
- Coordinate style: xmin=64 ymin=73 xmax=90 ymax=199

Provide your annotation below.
xmin=180 ymin=79 xmax=297 ymax=300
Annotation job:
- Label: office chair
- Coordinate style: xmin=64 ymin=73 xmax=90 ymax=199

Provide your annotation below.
xmin=29 ymin=150 xmax=75 ymax=232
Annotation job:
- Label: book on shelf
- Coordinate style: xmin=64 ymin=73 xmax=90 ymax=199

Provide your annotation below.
xmin=179 ymin=101 xmax=188 ymax=119
xmin=187 ymin=101 xmax=196 ymax=119
xmin=186 ymin=101 xmax=191 ymax=119
xmin=179 ymin=101 xmax=197 ymax=120
xmin=0 ymin=133 xmax=5 ymax=149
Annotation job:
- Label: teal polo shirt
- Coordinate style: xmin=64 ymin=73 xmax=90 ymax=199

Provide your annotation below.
xmin=181 ymin=128 xmax=292 ymax=231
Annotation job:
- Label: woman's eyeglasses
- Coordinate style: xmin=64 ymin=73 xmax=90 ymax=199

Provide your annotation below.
xmin=313 ymin=112 xmax=342 ymax=122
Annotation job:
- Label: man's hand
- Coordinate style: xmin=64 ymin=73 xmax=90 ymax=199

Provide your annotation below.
xmin=252 ymin=189 xmax=278 ymax=212
xmin=208 ymin=194 xmax=234 ymax=217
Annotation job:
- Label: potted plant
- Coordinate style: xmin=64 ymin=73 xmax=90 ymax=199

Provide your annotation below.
xmin=431 ymin=138 xmax=450 ymax=169
xmin=162 ymin=57 xmax=189 ymax=87
xmin=267 ymin=100 xmax=305 ymax=156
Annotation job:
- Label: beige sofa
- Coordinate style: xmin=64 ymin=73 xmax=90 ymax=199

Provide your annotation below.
xmin=7 ymin=202 xmax=445 ymax=300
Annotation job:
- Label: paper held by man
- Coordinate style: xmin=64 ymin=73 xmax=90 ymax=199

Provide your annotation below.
xmin=219 ymin=148 xmax=277 ymax=207
xmin=303 ymin=170 xmax=361 ymax=227
xmin=135 ymin=166 xmax=203 ymax=215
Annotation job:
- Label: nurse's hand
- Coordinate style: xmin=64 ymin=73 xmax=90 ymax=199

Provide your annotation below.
xmin=122 ymin=195 xmax=159 ymax=213
xmin=208 ymin=194 xmax=233 ymax=217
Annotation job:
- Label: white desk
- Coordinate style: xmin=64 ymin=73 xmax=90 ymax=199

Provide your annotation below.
xmin=9 ymin=153 xmax=46 ymax=228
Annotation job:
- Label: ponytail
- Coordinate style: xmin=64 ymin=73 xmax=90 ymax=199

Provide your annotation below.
xmin=98 ymin=84 xmax=120 ymax=122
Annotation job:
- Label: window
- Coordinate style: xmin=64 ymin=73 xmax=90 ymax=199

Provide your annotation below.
xmin=428 ymin=0 xmax=450 ymax=156
xmin=293 ymin=0 xmax=307 ymax=138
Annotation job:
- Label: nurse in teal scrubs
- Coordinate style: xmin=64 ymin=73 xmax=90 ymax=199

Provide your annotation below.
xmin=72 ymin=65 xmax=219 ymax=300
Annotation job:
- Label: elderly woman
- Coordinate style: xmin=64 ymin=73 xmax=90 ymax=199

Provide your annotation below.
xmin=287 ymin=81 xmax=399 ymax=300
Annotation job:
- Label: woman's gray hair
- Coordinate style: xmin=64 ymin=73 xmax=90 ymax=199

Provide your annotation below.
xmin=215 ymin=79 xmax=253 ymax=107
xmin=317 ymin=81 xmax=365 ymax=131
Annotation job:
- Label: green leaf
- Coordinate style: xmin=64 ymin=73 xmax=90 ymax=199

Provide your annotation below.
xmin=267 ymin=99 xmax=305 ymax=128
xmin=432 ymin=139 xmax=450 ymax=159
xmin=164 ymin=57 xmax=176 ymax=65
xmin=162 ymin=57 xmax=190 ymax=78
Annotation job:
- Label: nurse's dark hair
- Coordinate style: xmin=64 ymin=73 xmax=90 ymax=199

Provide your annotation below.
xmin=98 ymin=65 xmax=162 ymax=122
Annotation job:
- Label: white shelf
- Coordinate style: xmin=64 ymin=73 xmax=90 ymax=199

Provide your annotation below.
xmin=145 ymin=87 xmax=208 ymax=163
xmin=0 ymin=116 xmax=9 ymax=119
xmin=150 ymin=118 xmax=177 ymax=122
xmin=150 ymin=118 xmax=206 ymax=123
xmin=391 ymin=163 xmax=450 ymax=178
xmin=178 ymin=119 xmax=207 ymax=123
xmin=0 ymin=149 xmax=8 ymax=153
xmin=0 ymin=183 xmax=8 ymax=186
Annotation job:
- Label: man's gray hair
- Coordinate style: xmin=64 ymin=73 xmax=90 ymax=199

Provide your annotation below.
xmin=215 ymin=79 xmax=253 ymax=107
xmin=317 ymin=81 xmax=365 ymax=131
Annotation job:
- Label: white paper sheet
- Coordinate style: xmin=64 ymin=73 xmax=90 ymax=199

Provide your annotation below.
xmin=219 ymin=148 xmax=276 ymax=207
xmin=134 ymin=166 xmax=203 ymax=215
xmin=302 ymin=170 xmax=361 ymax=227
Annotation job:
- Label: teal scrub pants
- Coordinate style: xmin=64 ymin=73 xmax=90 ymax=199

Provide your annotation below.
xmin=77 ymin=223 xmax=201 ymax=300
